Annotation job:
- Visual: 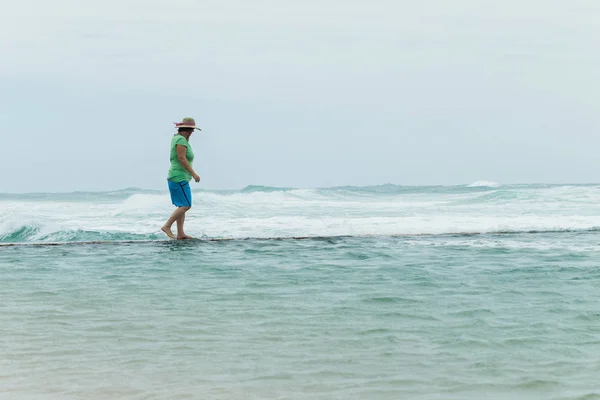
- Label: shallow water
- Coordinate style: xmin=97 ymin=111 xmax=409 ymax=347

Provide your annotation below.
xmin=2 ymin=230 xmax=600 ymax=399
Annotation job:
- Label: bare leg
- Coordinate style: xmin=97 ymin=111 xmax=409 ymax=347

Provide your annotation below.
xmin=161 ymin=206 xmax=191 ymax=239
xmin=176 ymin=212 xmax=194 ymax=240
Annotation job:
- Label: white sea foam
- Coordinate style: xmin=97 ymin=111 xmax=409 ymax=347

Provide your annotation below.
xmin=1 ymin=185 xmax=600 ymax=242
xmin=467 ymin=180 xmax=501 ymax=188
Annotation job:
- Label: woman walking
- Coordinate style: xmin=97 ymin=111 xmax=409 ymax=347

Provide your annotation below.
xmin=161 ymin=117 xmax=201 ymax=240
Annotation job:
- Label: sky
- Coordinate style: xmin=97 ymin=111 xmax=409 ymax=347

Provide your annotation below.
xmin=1 ymin=0 xmax=599 ymax=192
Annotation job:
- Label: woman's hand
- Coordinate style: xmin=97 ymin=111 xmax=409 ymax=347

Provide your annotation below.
xmin=192 ymin=173 xmax=200 ymax=182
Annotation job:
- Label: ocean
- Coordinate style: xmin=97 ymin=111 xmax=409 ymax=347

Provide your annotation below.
xmin=1 ymin=182 xmax=599 ymax=399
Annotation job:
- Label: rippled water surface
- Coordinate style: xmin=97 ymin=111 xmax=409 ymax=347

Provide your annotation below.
xmin=2 ymin=232 xmax=600 ymax=399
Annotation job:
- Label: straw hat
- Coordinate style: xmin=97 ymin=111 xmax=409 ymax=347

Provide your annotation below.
xmin=174 ymin=117 xmax=202 ymax=131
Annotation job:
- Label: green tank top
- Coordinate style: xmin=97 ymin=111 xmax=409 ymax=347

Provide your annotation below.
xmin=167 ymin=134 xmax=194 ymax=182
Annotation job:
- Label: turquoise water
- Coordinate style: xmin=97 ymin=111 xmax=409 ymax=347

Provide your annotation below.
xmin=1 ymin=184 xmax=600 ymax=399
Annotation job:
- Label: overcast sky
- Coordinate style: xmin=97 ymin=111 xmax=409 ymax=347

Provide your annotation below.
xmin=1 ymin=0 xmax=599 ymax=192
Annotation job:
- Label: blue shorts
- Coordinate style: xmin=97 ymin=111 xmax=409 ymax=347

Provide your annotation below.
xmin=168 ymin=180 xmax=192 ymax=207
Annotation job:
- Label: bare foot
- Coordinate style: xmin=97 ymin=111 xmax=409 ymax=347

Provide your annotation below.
xmin=161 ymin=226 xmax=176 ymax=239
xmin=177 ymin=234 xmax=195 ymax=240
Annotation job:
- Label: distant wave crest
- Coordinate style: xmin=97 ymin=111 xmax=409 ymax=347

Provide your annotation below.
xmin=240 ymin=185 xmax=294 ymax=193
xmin=467 ymin=181 xmax=501 ymax=188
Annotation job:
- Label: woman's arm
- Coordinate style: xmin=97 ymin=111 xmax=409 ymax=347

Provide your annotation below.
xmin=176 ymin=145 xmax=200 ymax=182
